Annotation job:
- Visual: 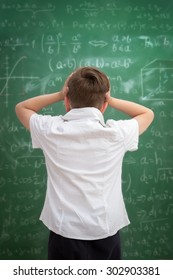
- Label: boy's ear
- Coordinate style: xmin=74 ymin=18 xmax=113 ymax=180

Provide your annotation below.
xmin=64 ymin=95 xmax=71 ymax=112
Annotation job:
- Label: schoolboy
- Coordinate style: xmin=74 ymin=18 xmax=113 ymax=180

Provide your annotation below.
xmin=15 ymin=67 xmax=154 ymax=259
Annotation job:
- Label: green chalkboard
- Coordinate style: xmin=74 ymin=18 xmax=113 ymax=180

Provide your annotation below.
xmin=0 ymin=0 xmax=173 ymax=260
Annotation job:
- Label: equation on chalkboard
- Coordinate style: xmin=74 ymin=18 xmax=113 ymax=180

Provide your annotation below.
xmin=0 ymin=0 xmax=173 ymax=260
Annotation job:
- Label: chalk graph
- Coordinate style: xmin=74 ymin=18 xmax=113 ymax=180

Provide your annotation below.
xmin=0 ymin=56 xmax=39 ymax=107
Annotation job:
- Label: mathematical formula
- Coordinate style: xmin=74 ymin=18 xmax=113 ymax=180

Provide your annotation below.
xmin=0 ymin=0 xmax=173 ymax=260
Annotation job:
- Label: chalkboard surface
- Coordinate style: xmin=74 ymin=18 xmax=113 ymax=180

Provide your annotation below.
xmin=0 ymin=0 xmax=173 ymax=260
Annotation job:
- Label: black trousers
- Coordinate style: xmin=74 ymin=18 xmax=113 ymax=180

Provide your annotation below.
xmin=48 ymin=231 xmax=121 ymax=260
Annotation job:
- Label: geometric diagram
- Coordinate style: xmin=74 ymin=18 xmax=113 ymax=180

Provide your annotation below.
xmin=141 ymin=59 xmax=173 ymax=100
xmin=0 ymin=56 xmax=39 ymax=107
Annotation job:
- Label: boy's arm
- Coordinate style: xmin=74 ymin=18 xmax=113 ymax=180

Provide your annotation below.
xmin=15 ymin=73 xmax=71 ymax=130
xmin=15 ymin=91 xmax=65 ymax=131
xmin=107 ymin=96 xmax=154 ymax=135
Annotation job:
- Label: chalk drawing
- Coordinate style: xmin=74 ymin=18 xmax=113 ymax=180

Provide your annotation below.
xmin=88 ymin=40 xmax=108 ymax=48
xmin=0 ymin=56 xmax=39 ymax=107
xmin=141 ymin=59 xmax=173 ymax=100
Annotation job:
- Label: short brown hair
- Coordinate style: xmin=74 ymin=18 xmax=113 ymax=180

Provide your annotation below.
xmin=67 ymin=67 xmax=110 ymax=109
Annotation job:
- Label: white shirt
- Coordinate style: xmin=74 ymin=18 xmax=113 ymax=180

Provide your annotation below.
xmin=30 ymin=107 xmax=139 ymax=240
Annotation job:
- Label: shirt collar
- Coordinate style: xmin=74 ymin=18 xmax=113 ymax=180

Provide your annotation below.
xmin=62 ymin=107 xmax=106 ymax=127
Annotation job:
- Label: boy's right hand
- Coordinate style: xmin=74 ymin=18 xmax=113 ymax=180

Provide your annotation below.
xmin=59 ymin=72 xmax=75 ymax=100
xmin=59 ymin=85 xmax=69 ymax=101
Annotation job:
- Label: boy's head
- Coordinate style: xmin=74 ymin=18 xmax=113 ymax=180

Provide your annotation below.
xmin=66 ymin=67 xmax=110 ymax=112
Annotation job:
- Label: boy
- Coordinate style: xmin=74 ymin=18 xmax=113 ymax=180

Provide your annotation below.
xmin=15 ymin=67 xmax=154 ymax=259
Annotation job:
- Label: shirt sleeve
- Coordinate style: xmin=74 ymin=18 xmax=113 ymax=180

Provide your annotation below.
xmin=106 ymin=118 xmax=139 ymax=152
xmin=29 ymin=113 xmax=52 ymax=149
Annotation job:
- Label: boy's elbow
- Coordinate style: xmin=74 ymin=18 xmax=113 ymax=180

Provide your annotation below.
xmin=135 ymin=108 xmax=154 ymax=135
xmin=15 ymin=102 xmax=23 ymax=119
xmin=15 ymin=102 xmax=26 ymax=125
xmin=15 ymin=103 xmax=21 ymax=117
xmin=149 ymin=108 xmax=155 ymax=124
xmin=15 ymin=102 xmax=34 ymax=130
xmin=144 ymin=108 xmax=155 ymax=132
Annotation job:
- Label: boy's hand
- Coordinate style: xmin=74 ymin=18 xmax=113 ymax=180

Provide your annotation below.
xmin=59 ymin=85 xmax=69 ymax=100
xmin=59 ymin=72 xmax=74 ymax=100
xmin=105 ymin=90 xmax=111 ymax=103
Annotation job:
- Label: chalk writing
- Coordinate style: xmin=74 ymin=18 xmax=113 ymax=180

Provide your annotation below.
xmin=0 ymin=37 xmax=35 ymax=51
xmin=48 ymin=57 xmax=133 ymax=72
xmin=16 ymin=3 xmax=55 ymax=18
xmin=0 ymin=0 xmax=173 ymax=260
